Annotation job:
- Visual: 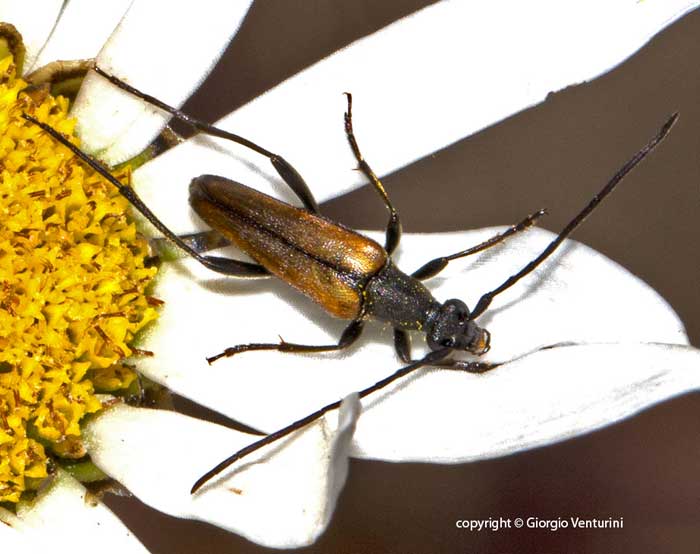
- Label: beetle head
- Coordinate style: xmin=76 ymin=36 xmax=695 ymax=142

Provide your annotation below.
xmin=427 ymin=299 xmax=490 ymax=355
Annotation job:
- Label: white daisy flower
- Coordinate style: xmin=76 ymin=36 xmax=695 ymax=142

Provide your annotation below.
xmin=1 ymin=1 xmax=698 ymax=552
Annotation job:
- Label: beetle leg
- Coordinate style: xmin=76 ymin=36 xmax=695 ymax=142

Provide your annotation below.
xmin=151 ymin=229 xmax=230 ymax=255
xmin=92 ymin=66 xmax=320 ymax=214
xmin=206 ymin=319 xmax=365 ymax=364
xmin=394 ymin=329 xmax=496 ymax=372
xmin=428 ymin=359 xmax=498 ymax=373
xmin=148 ymin=228 xmax=270 ymax=278
xmin=191 ymin=347 xmax=451 ymax=493
xmin=393 ymin=328 xmax=412 ymax=363
xmin=410 ymin=209 xmax=547 ymax=281
xmin=190 ymin=256 xmax=270 ymax=278
xmin=343 ymin=93 xmax=402 ymax=255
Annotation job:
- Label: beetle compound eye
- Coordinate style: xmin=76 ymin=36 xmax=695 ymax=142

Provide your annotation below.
xmin=444 ymin=299 xmax=469 ymax=321
xmin=441 ymin=337 xmax=456 ymax=348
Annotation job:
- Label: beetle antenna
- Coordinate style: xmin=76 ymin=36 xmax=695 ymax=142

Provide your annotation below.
xmin=92 ymin=65 xmax=319 ymax=213
xmin=469 ymin=112 xmax=678 ymax=320
xmin=191 ymin=348 xmax=451 ymax=493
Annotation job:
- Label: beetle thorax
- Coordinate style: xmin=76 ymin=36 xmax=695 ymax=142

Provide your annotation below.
xmin=363 ymin=262 xmax=440 ymax=331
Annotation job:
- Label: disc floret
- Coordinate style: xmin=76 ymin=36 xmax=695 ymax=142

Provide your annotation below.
xmin=0 ymin=55 xmax=159 ymax=503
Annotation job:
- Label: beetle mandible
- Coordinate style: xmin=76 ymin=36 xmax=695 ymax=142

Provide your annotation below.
xmin=23 ymin=66 xmax=677 ymax=493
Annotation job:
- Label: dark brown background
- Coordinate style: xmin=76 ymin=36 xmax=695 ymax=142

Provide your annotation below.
xmin=106 ymin=3 xmax=700 ymax=553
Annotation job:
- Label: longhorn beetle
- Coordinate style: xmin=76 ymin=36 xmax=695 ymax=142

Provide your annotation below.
xmin=23 ymin=67 xmax=678 ymax=493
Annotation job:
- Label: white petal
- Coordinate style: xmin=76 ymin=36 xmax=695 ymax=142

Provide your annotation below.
xmin=0 ymin=471 xmax=150 ymax=553
xmin=0 ymin=0 xmax=63 ymax=70
xmin=133 ymin=1 xmax=700 ymax=214
xmin=71 ymin=0 xmax=253 ymax=164
xmin=84 ymin=398 xmax=360 ymax=548
xmin=138 ymin=228 xmax=687 ymax=439
xmin=353 ymin=342 xmax=700 ymax=461
xmin=30 ymin=0 xmax=132 ymax=71
xmin=0 ymin=518 xmax=26 ymax=550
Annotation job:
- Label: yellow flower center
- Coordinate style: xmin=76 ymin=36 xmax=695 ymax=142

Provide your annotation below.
xmin=0 ymin=55 xmax=159 ymax=503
